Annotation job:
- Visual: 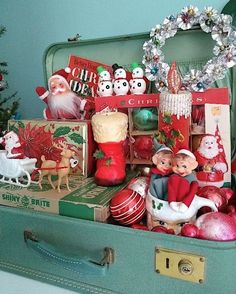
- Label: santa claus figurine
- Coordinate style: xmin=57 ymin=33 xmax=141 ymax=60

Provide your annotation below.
xmin=35 ymin=68 xmax=94 ymax=120
xmin=194 ymin=133 xmax=228 ymax=187
xmin=0 ymin=131 xmax=25 ymax=159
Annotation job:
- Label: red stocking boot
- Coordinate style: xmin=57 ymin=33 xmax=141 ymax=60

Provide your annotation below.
xmin=95 ymin=141 xmax=126 ymax=186
xmin=92 ymin=111 xmax=128 ymax=186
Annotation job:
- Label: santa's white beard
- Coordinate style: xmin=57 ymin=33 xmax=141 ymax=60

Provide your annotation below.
xmin=198 ymin=144 xmax=219 ymax=159
xmin=48 ymin=91 xmax=81 ymax=118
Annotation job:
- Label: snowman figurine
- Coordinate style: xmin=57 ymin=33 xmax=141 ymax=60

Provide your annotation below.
xmin=112 ymin=63 xmax=130 ymax=96
xmin=129 ymin=62 xmax=147 ymax=95
xmin=96 ymin=66 xmax=113 ymax=97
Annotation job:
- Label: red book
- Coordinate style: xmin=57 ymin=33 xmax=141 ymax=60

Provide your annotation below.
xmin=67 ymin=55 xmax=112 ymax=98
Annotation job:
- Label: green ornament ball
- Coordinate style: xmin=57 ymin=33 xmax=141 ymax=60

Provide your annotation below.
xmin=132 ymin=107 xmax=158 ymax=131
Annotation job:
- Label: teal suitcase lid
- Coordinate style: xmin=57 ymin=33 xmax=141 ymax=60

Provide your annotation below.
xmin=42 ymin=27 xmax=214 ymax=85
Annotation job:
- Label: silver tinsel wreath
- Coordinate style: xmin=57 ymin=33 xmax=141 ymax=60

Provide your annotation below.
xmin=143 ymin=6 xmax=236 ymax=92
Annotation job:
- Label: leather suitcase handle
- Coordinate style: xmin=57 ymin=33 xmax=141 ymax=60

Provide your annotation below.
xmin=24 ymin=230 xmax=114 ymax=276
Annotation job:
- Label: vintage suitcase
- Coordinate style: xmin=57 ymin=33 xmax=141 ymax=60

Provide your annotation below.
xmin=0 ymin=28 xmax=236 ymax=294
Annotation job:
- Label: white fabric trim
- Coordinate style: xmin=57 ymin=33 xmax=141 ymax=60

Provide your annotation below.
xmin=39 ymin=90 xmax=49 ymax=100
xmin=176 ymin=149 xmax=196 ymax=160
xmin=48 ymin=75 xmax=69 ymax=88
xmin=80 ymin=99 xmax=87 ymax=111
xmin=159 ymin=91 xmax=192 ymax=119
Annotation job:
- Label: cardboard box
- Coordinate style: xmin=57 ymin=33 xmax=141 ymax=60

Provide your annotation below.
xmin=8 ymin=119 xmax=96 ymax=178
xmin=95 ymin=88 xmax=231 ymax=187
xmin=0 ymin=172 xmax=136 ymax=222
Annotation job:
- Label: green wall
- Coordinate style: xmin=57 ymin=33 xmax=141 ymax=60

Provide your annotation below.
xmin=0 ymin=0 xmax=228 ymax=119
xmin=0 ymin=0 xmax=232 ymax=293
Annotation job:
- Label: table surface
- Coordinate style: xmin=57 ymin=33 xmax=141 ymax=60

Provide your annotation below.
xmin=0 ymin=271 xmax=76 ymax=294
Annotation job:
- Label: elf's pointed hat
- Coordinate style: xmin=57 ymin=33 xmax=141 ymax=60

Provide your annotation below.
xmin=153 ymin=138 xmax=172 ymax=154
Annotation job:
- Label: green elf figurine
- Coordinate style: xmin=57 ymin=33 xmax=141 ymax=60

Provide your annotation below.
xmin=149 ymin=140 xmax=173 ymax=200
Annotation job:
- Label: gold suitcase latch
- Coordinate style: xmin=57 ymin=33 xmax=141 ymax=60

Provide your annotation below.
xmin=155 ymin=248 xmax=205 ymax=283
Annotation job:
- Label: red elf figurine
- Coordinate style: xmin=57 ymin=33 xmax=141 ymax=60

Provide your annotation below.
xmin=168 ymin=149 xmax=199 ymax=212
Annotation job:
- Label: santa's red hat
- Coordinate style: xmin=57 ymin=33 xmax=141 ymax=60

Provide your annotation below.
xmin=48 ymin=67 xmax=71 ymax=88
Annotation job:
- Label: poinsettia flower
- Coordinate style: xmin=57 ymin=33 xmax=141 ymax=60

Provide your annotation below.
xmin=143 ymin=39 xmax=154 ymax=53
xmin=151 ymin=47 xmax=164 ymax=63
xmin=143 ymin=40 xmax=155 ymax=64
xmin=155 ymin=79 xmax=168 ymax=92
xmin=191 ymin=81 xmax=207 ymax=92
xmin=155 ymin=63 xmax=170 ymax=92
xmin=152 ymin=34 xmax=165 ymax=47
xmin=199 ymin=6 xmax=219 ymax=33
xmin=145 ymin=63 xmax=160 ymax=81
xmin=177 ymin=6 xmax=199 ymax=30
xmin=150 ymin=24 xmax=162 ymax=38
xmin=162 ymin=16 xmax=177 ymax=37
xmin=182 ymin=69 xmax=203 ymax=90
xmin=204 ymin=58 xmax=228 ymax=79
xmin=219 ymin=45 xmax=236 ymax=68
xmin=212 ymin=14 xmax=232 ymax=44
xmin=18 ymin=123 xmax=61 ymax=166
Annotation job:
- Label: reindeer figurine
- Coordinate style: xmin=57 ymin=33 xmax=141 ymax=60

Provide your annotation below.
xmin=38 ymin=141 xmax=75 ymax=193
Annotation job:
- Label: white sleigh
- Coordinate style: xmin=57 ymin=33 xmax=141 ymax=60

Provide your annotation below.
xmin=0 ymin=150 xmax=37 ymax=187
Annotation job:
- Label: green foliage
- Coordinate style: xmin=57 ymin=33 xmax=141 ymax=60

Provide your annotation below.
xmin=93 ymin=150 xmax=105 ymax=159
xmin=162 ymin=112 xmax=172 ymax=124
xmin=105 ymin=157 xmax=112 ymax=166
xmin=53 ymin=126 xmax=71 ymax=137
xmin=68 ymin=132 xmax=85 ymax=144
xmin=170 ymin=128 xmax=181 ymax=138
xmin=0 ymin=25 xmax=20 ymax=135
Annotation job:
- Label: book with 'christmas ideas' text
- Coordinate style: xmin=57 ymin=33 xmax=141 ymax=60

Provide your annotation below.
xmin=67 ymin=55 xmax=112 ymax=98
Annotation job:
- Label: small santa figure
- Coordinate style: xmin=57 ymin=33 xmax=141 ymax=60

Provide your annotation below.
xmin=194 ymin=132 xmax=228 ymax=187
xmin=35 ymin=68 xmax=94 ymax=120
xmin=0 ymin=131 xmax=25 ymax=159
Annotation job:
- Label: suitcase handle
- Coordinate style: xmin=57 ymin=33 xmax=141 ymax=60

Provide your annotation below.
xmin=24 ymin=230 xmax=114 ymax=276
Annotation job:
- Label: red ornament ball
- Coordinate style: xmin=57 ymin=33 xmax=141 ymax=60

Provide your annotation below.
xmin=127 ymin=176 xmax=150 ymax=198
xmin=110 ymin=188 xmax=146 ymax=225
xmin=197 ymin=185 xmax=228 ymax=213
xmin=152 ymin=226 xmax=175 ymax=235
xmin=196 ymin=212 xmax=236 ymax=241
xmin=180 ymin=224 xmax=199 ymax=238
xmin=131 ymin=223 xmax=149 ymax=231
xmin=133 ymin=136 xmax=153 ymax=160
